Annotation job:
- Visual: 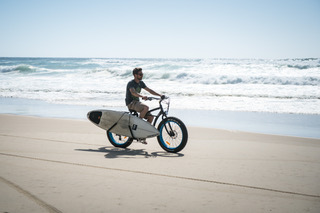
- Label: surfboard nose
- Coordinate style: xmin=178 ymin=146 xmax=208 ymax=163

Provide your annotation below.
xmin=87 ymin=111 xmax=102 ymax=125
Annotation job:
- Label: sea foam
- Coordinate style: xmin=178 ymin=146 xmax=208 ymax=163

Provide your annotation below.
xmin=1 ymin=57 xmax=319 ymax=114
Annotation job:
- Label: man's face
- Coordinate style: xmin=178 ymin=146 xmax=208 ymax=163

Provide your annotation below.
xmin=136 ymin=72 xmax=143 ymax=80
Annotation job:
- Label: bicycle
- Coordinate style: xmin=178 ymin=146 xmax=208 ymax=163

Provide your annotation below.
xmin=106 ymin=96 xmax=188 ymax=153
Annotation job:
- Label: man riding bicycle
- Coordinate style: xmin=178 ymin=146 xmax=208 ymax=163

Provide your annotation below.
xmin=125 ymin=68 xmax=163 ymax=124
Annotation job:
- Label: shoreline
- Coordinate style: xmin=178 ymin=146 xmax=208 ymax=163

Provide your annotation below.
xmin=1 ymin=113 xmax=319 ymax=141
xmin=1 ymin=97 xmax=320 ymax=139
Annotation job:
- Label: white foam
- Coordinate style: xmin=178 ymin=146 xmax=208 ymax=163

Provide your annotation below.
xmin=1 ymin=57 xmax=319 ymax=114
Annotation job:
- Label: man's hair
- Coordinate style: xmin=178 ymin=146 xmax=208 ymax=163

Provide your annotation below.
xmin=133 ymin=68 xmax=142 ymax=75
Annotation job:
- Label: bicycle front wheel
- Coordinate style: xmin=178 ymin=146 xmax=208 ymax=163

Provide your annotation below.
xmin=157 ymin=117 xmax=188 ymax=153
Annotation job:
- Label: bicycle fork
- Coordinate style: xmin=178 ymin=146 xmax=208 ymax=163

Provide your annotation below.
xmin=163 ymin=120 xmax=176 ymax=137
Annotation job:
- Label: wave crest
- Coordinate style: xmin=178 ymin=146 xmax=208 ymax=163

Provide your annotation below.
xmin=0 ymin=65 xmax=36 ymax=73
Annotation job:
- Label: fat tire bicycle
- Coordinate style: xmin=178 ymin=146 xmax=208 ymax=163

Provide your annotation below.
xmin=106 ymin=96 xmax=188 ymax=153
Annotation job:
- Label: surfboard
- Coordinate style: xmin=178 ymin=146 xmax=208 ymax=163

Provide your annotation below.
xmin=87 ymin=110 xmax=159 ymax=139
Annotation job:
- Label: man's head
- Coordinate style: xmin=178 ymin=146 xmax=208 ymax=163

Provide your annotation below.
xmin=133 ymin=68 xmax=143 ymax=80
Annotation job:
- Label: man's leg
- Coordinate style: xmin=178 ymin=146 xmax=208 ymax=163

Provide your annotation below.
xmin=139 ymin=105 xmax=149 ymax=120
xmin=138 ymin=104 xmax=154 ymax=123
xmin=137 ymin=103 xmax=154 ymax=124
xmin=146 ymin=115 xmax=154 ymax=123
xmin=128 ymin=101 xmax=152 ymax=144
xmin=130 ymin=101 xmax=153 ymax=123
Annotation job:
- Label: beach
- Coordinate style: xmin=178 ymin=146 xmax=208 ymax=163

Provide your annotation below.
xmin=1 ymin=0 xmax=320 ymax=211
xmin=1 ymin=114 xmax=319 ymax=212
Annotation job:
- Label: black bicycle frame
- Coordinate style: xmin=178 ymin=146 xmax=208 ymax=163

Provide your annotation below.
xmin=129 ymin=98 xmax=173 ymax=138
xmin=148 ymin=103 xmax=166 ymax=126
xmin=148 ymin=100 xmax=175 ymax=137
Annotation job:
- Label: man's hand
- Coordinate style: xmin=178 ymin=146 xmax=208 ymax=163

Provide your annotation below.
xmin=142 ymin=96 xmax=148 ymax=100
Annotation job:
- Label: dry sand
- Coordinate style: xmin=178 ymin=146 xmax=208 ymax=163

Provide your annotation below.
xmin=0 ymin=114 xmax=319 ymax=212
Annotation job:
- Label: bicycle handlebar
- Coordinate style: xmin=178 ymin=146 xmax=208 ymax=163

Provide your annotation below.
xmin=146 ymin=96 xmax=168 ymax=101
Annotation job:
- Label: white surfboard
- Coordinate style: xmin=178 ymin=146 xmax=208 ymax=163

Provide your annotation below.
xmin=87 ymin=110 xmax=159 ymax=139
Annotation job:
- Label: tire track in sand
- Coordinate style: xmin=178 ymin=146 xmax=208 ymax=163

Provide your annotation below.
xmin=0 ymin=176 xmax=62 ymax=213
xmin=1 ymin=152 xmax=319 ymax=199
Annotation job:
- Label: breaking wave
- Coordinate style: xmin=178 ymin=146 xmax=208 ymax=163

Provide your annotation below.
xmin=0 ymin=65 xmax=36 ymax=73
xmin=1 ymin=57 xmax=320 ymax=114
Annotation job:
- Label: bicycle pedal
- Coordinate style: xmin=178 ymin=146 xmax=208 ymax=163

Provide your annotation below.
xmin=137 ymin=139 xmax=147 ymax=145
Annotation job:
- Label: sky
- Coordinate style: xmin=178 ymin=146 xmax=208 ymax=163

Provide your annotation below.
xmin=0 ymin=0 xmax=319 ymax=59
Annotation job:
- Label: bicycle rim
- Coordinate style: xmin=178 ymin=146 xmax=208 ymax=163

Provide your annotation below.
xmin=107 ymin=132 xmax=132 ymax=146
xmin=159 ymin=120 xmax=184 ymax=150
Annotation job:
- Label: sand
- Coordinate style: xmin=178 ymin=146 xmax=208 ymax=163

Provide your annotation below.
xmin=0 ymin=114 xmax=319 ymax=212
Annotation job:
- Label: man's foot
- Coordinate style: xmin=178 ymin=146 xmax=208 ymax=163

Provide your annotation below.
xmin=139 ymin=139 xmax=147 ymax=144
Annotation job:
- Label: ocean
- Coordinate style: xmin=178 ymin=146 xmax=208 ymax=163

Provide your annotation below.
xmin=1 ymin=57 xmax=319 ymax=114
xmin=1 ymin=57 xmax=320 ymax=138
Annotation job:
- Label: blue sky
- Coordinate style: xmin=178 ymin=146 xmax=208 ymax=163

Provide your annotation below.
xmin=0 ymin=0 xmax=319 ymax=58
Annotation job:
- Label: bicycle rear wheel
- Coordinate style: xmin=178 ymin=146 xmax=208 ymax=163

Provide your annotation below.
xmin=157 ymin=117 xmax=188 ymax=153
xmin=107 ymin=131 xmax=133 ymax=148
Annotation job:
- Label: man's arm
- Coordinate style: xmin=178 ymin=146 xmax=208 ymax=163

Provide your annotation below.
xmin=129 ymin=87 xmax=147 ymax=100
xmin=144 ymin=87 xmax=162 ymax=97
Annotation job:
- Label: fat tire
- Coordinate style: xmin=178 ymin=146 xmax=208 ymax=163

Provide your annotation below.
xmin=157 ymin=117 xmax=188 ymax=153
xmin=107 ymin=131 xmax=133 ymax=148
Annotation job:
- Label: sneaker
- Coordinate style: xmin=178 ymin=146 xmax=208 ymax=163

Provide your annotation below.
xmin=139 ymin=139 xmax=147 ymax=145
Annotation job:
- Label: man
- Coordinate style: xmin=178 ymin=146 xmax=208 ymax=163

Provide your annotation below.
xmin=126 ymin=67 xmax=163 ymax=124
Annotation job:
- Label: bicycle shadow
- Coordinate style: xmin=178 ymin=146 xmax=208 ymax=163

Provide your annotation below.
xmin=75 ymin=146 xmax=184 ymax=159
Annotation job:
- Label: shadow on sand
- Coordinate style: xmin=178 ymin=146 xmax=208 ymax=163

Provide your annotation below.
xmin=75 ymin=146 xmax=184 ymax=159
